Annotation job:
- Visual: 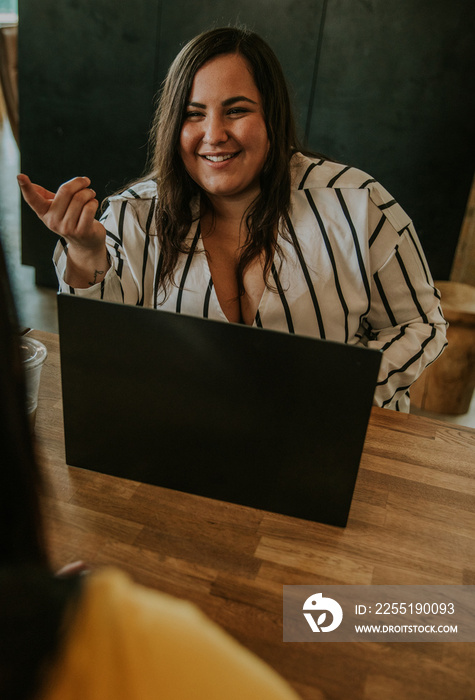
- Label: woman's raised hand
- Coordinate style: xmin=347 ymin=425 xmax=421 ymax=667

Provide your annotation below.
xmin=17 ymin=174 xmax=106 ymax=250
xmin=17 ymin=175 xmax=110 ymax=289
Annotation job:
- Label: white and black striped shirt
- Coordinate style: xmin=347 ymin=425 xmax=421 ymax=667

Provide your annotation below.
xmin=54 ymin=153 xmax=447 ymax=411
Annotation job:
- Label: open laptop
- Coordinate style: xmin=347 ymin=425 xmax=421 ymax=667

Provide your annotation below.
xmin=57 ymin=294 xmax=381 ymax=527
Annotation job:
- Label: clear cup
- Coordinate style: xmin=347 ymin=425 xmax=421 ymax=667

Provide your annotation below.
xmin=20 ymin=336 xmax=48 ymax=426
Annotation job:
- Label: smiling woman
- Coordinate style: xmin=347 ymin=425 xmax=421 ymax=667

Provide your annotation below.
xmin=178 ymin=52 xmax=271 ymax=323
xmin=17 ymin=26 xmax=447 ymax=411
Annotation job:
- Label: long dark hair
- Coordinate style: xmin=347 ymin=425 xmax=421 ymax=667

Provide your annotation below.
xmin=147 ymin=26 xmax=303 ymax=301
xmin=0 ymin=238 xmax=81 ymax=700
xmin=0 ymin=240 xmax=48 ymax=568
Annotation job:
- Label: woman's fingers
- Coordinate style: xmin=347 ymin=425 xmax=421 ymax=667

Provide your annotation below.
xmin=18 ymin=174 xmax=102 ymax=244
xmin=17 ymin=173 xmax=55 ymax=217
xmin=75 ymin=197 xmax=102 ymax=239
xmin=46 ymin=176 xmax=93 ymax=226
xmin=52 ymin=185 xmax=98 ymax=237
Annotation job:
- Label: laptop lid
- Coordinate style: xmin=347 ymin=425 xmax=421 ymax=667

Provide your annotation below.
xmin=57 ymin=294 xmax=381 ymax=527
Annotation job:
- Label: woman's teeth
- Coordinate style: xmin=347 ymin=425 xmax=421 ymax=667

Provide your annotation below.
xmin=203 ymin=154 xmax=236 ymax=162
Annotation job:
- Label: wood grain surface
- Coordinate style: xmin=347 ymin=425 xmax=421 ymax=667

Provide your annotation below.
xmin=32 ymin=330 xmax=475 ymax=700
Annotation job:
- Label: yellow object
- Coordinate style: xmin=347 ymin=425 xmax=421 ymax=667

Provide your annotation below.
xmin=40 ymin=568 xmax=300 ymax=700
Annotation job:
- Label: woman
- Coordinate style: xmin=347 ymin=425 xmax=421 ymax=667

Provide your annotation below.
xmin=18 ymin=27 xmax=447 ymax=411
xmin=0 ymin=235 xmax=302 ymax=699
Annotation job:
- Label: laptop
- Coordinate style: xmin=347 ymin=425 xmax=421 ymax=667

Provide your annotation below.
xmin=57 ymin=294 xmax=381 ymax=527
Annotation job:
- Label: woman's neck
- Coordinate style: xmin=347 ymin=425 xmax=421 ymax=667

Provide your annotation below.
xmin=202 ymin=190 xmax=258 ymax=230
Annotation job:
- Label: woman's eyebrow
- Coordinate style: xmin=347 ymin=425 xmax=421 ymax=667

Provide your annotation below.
xmin=222 ymin=96 xmax=258 ymax=106
xmin=186 ymin=96 xmax=258 ymax=108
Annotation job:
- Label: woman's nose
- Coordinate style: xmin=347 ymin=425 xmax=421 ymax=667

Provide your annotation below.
xmin=202 ymin=115 xmax=228 ymax=145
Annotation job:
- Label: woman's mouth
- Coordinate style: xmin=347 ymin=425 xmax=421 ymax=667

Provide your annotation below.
xmin=200 ymin=153 xmax=239 ymax=163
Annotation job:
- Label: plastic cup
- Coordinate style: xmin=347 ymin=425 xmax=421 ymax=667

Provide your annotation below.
xmin=20 ymin=336 xmax=48 ymax=426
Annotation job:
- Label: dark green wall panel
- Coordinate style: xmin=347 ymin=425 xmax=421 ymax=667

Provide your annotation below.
xmin=308 ymin=0 xmax=475 ymax=279
xmin=19 ymin=0 xmax=162 ymax=284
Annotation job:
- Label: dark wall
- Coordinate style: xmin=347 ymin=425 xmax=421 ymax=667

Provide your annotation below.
xmin=308 ymin=0 xmax=475 ymax=281
xmin=19 ymin=0 xmax=162 ymax=284
xmin=19 ymin=0 xmax=475 ymax=285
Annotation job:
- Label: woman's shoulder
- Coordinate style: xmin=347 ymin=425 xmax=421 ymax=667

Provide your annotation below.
xmin=72 ymin=567 xmax=215 ymax=639
xmin=290 ymin=152 xmax=376 ymax=191
xmin=41 ymin=568 xmax=301 ymax=699
xmin=290 ymin=152 xmax=412 ymax=230
xmin=107 ymin=179 xmax=158 ymax=203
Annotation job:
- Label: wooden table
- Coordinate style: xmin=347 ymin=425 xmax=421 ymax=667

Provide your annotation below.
xmin=33 ymin=330 xmax=475 ymax=700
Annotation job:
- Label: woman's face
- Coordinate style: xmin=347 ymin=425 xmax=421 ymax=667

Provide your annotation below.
xmin=179 ymin=53 xmax=270 ymax=205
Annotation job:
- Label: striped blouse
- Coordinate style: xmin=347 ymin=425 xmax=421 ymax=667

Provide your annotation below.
xmin=54 ymin=153 xmax=447 ymax=411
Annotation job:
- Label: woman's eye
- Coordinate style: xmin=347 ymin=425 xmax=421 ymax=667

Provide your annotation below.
xmin=228 ymin=107 xmax=249 ymax=116
xmin=185 ymin=111 xmax=204 ymax=120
